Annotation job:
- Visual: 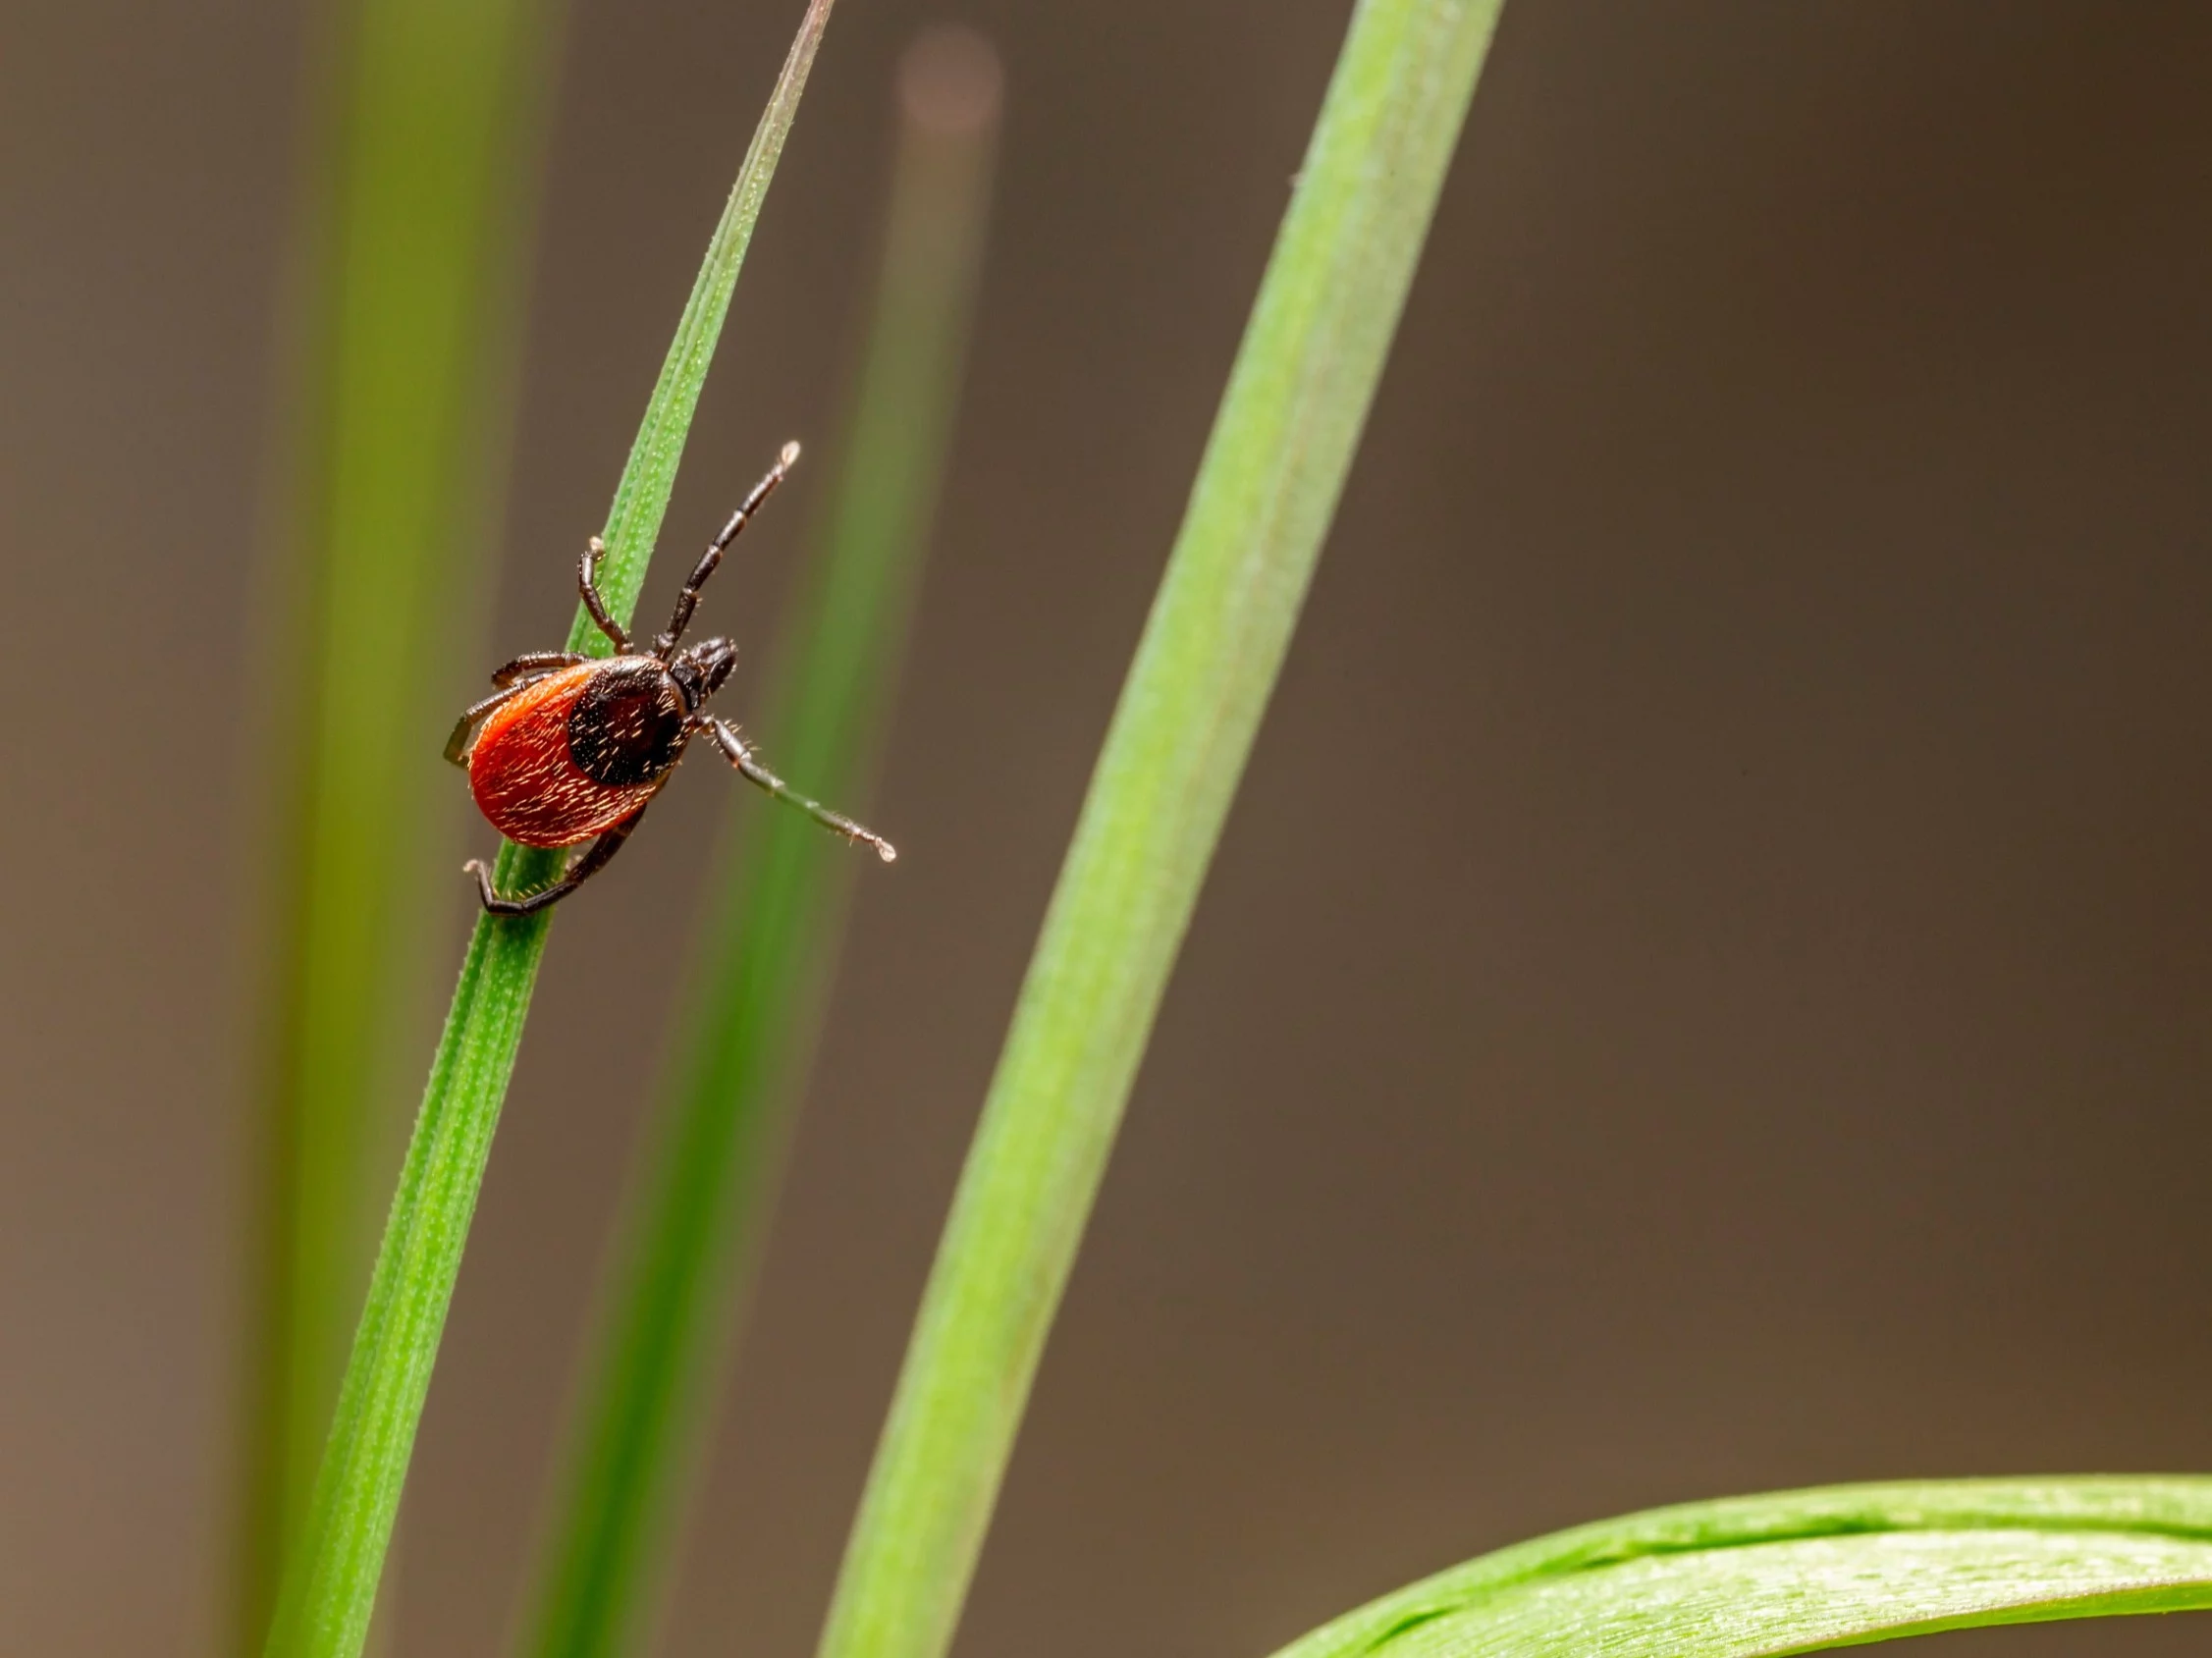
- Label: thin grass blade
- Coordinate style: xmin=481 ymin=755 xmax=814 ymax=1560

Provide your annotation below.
xmin=1266 ymin=1477 xmax=2212 ymax=1657
xmin=258 ymin=6 xmax=838 ymax=1655
xmin=813 ymin=7 xmax=1508 ymax=1658
xmin=239 ymin=0 xmax=563 ymax=1646
xmin=514 ymin=28 xmax=999 ymax=1658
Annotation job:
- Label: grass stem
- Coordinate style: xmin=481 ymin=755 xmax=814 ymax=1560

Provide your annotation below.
xmin=812 ymin=7 xmax=1507 ymax=1658
xmin=513 ymin=29 xmax=999 ymax=1658
xmin=257 ymin=6 xmax=838 ymax=1654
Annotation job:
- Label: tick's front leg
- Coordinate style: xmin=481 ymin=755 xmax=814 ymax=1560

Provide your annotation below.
xmin=579 ymin=537 xmax=630 ymax=655
xmin=696 ymin=717 xmax=894 ymax=862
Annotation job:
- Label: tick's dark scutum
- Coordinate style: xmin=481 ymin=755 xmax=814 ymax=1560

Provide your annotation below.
xmin=566 ymin=659 xmax=689 ymax=787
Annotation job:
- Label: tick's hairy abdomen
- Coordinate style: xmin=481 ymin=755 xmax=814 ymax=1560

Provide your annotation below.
xmin=466 ymin=661 xmax=679 ymax=846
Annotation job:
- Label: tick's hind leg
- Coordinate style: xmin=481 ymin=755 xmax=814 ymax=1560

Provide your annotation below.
xmin=464 ymin=811 xmax=645 ymax=916
xmin=698 ymin=717 xmax=894 ymax=862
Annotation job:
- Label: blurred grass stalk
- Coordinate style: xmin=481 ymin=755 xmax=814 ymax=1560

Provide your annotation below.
xmin=240 ymin=0 xmax=563 ymax=1647
xmin=813 ymin=6 xmax=1505 ymax=1658
xmin=258 ymin=5 xmax=840 ymax=1656
xmin=514 ymin=32 xmax=1000 ymax=1658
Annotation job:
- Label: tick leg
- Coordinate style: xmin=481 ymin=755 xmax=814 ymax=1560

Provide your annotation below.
xmin=449 ymin=658 xmax=582 ymax=766
xmin=655 ymin=442 xmax=799 ymax=658
xmin=580 ymin=536 xmax=630 ymax=654
xmin=698 ymin=716 xmax=894 ymax=862
xmin=493 ymin=651 xmax=583 ymax=686
xmin=464 ymin=811 xmax=645 ymax=916
xmin=446 ymin=685 xmax=524 ymax=767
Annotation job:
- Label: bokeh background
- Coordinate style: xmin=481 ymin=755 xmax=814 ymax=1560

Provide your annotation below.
xmin=6 ymin=3 xmax=2211 ymax=1656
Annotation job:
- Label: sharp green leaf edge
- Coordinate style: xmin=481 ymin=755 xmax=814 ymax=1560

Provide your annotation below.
xmin=1268 ymin=1478 xmax=2212 ymax=1657
xmin=258 ymin=6 xmax=836 ymax=1656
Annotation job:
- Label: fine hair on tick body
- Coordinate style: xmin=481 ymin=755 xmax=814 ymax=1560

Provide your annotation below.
xmin=447 ymin=442 xmax=895 ymax=916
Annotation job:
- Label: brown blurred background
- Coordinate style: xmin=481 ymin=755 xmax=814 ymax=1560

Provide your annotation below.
xmin=5 ymin=2 xmax=2211 ymax=1655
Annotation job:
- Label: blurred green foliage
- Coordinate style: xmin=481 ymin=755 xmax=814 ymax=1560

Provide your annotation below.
xmin=241 ymin=0 xmax=563 ymax=1645
xmin=813 ymin=6 xmax=1507 ymax=1658
xmin=239 ymin=4 xmax=2212 ymax=1658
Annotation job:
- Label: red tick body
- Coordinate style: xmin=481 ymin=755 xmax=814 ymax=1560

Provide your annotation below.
xmin=468 ymin=660 xmax=677 ymax=847
xmin=445 ymin=442 xmax=893 ymax=916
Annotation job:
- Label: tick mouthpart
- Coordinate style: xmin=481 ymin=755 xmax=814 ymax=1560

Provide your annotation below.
xmin=671 ymin=637 xmax=738 ymax=709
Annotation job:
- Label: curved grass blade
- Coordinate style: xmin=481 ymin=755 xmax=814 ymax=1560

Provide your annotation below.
xmin=239 ymin=0 xmax=565 ymax=1646
xmin=514 ymin=28 xmax=1000 ymax=1658
xmin=258 ymin=5 xmax=838 ymax=1655
xmin=813 ymin=7 xmax=1508 ymax=1658
xmin=1265 ymin=1477 xmax=2212 ymax=1658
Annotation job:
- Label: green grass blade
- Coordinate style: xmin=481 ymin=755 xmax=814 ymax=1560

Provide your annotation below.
xmin=239 ymin=0 xmax=562 ymax=1645
xmin=515 ymin=29 xmax=999 ymax=1658
xmin=1264 ymin=1477 xmax=2212 ymax=1657
xmin=812 ymin=7 xmax=1507 ymax=1658
xmin=258 ymin=6 xmax=839 ymax=1655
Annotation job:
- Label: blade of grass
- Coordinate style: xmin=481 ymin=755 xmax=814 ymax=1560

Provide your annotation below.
xmin=515 ymin=29 xmax=1000 ymax=1658
xmin=239 ymin=0 xmax=564 ymax=1647
xmin=1263 ymin=1477 xmax=2212 ymax=1657
xmin=813 ymin=6 xmax=1507 ymax=1658
xmin=259 ymin=6 xmax=838 ymax=1655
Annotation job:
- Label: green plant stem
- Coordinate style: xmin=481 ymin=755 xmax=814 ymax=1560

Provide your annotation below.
xmin=258 ymin=6 xmax=837 ymax=1655
xmin=1265 ymin=1478 xmax=2212 ymax=1657
xmin=515 ymin=30 xmax=999 ymax=1658
xmin=241 ymin=0 xmax=561 ymax=1644
xmin=812 ymin=7 xmax=1506 ymax=1658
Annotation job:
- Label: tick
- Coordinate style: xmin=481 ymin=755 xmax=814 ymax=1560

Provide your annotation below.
xmin=447 ymin=442 xmax=893 ymax=915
